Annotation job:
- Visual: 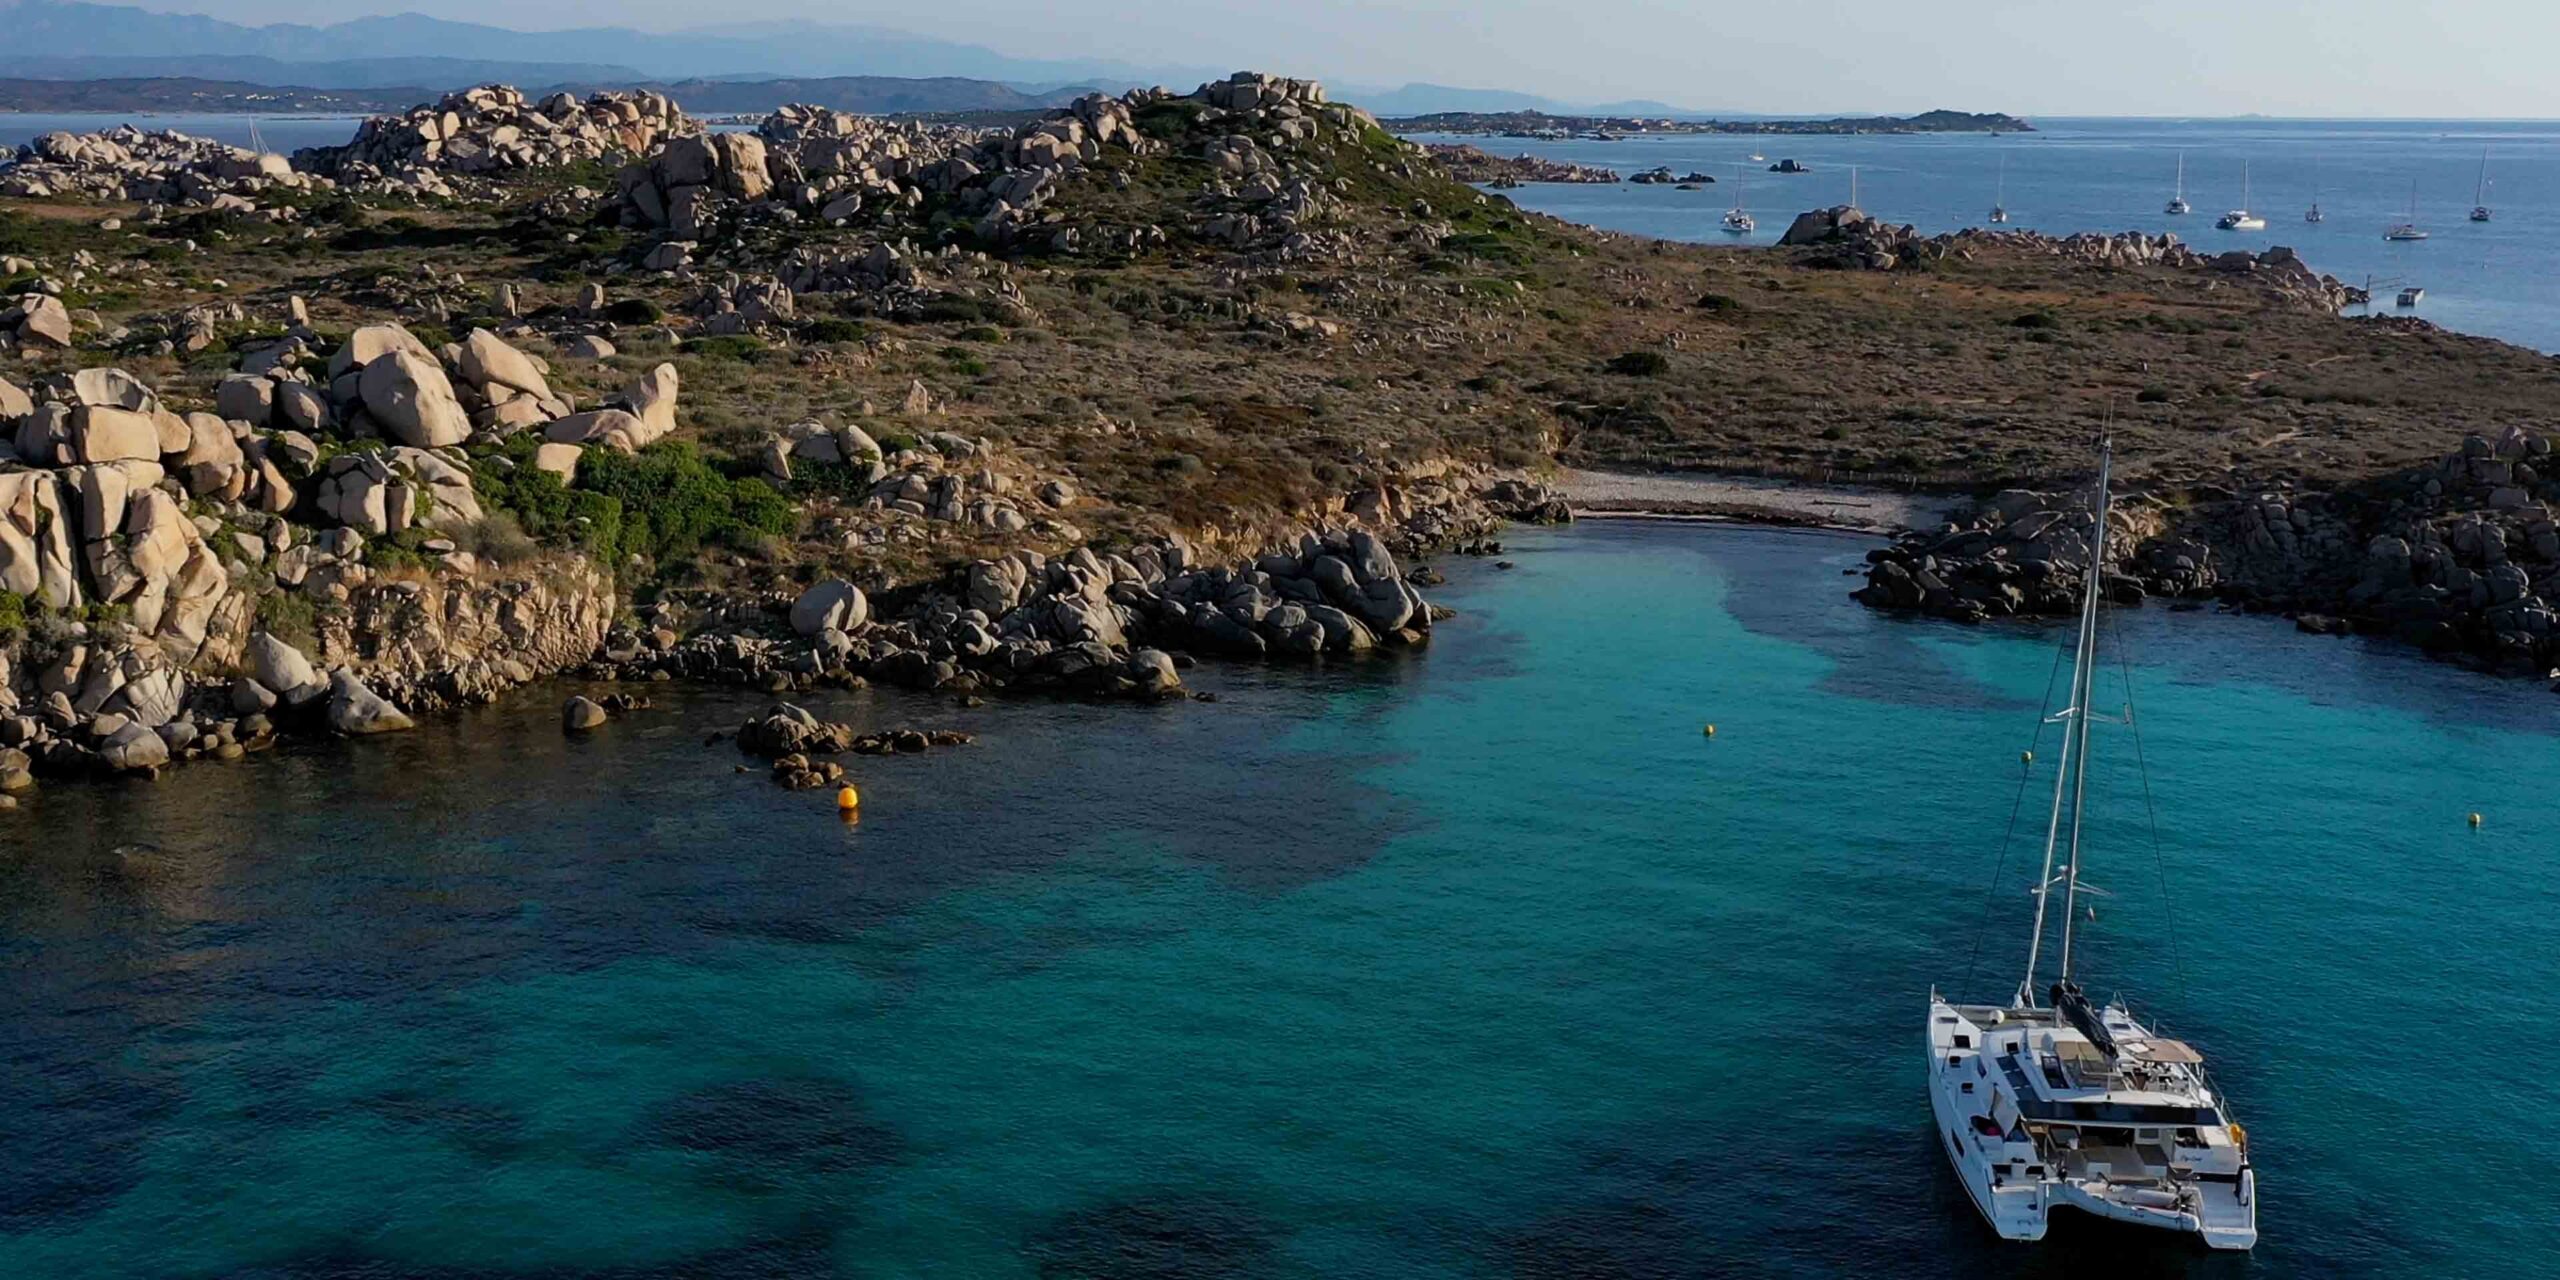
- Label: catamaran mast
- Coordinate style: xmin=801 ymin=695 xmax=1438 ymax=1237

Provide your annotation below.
xmin=2020 ymin=438 xmax=2114 ymax=1005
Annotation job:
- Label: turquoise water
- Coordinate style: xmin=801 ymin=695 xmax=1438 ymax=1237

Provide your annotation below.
xmin=1407 ymin=118 xmax=2560 ymax=353
xmin=3 ymin=522 xmax=2556 ymax=1277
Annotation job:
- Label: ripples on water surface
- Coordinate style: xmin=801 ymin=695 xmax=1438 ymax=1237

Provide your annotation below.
xmin=1 ymin=523 xmax=2554 ymax=1277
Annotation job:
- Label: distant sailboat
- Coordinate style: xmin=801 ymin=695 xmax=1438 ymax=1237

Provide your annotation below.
xmin=1989 ymin=153 xmax=2010 ymax=224
xmin=2165 ymin=151 xmax=2191 ymax=216
xmin=2386 ymin=180 xmax=2428 ymax=241
xmin=2305 ymin=164 xmax=2324 ymax=223
xmin=2470 ymin=149 xmax=2493 ymax=222
xmin=2215 ymin=162 xmax=2265 ymax=230
xmin=1722 ymin=163 xmax=1754 ymax=234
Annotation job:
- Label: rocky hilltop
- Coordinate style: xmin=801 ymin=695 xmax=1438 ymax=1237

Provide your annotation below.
xmin=0 ymin=67 xmax=2554 ymax=800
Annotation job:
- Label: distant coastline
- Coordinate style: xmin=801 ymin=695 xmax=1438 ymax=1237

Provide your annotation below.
xmin=1378 ymin=108 xmax=2034 ymax=139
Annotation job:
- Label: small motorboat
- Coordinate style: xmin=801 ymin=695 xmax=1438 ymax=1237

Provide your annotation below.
xmin=2397 ymin=286 xmax=2425 ymax=307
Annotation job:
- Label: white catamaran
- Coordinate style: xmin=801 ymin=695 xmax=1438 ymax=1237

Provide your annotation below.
xmin=2214 ymin=162 xmax=2265 ymax=230
xmin=1926 ymin=439 xmax=2258 ymax=1252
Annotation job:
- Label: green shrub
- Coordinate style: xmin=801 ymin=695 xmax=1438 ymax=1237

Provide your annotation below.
xmin=604 ymin=298 xmax=663 ymax=325
xmin=578 ymin=441 xmax=799 ymax=564
xmin=0 ymin=589 xmax=24 ymax=635
xmin=919 ymin=296 xmax=991 ymax=324
xmin=455 ymin=511 xmax=541 ymax=564
xmin=254 ymin=591 xmax=319 ymax=650
xmin=2011 ymin=310 xmax=2061 ymax=330
xmin=1695 ymin=292 xmax=1746 ymax=315
xmin=955 ymin=324 xmax=1007 ymax=343
xmin=799 ymin=316 xmax=871 ymax=344
xmin=1608 ymin=350 xmax=1670 ymax=376
xmin=2135 ymin=385 xmax=2171 ymax=404
xmin=678 ymin=335 xmax=768 ymax=362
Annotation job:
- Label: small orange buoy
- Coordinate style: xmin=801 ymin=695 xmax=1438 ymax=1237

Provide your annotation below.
xmin=837 ymin=784 xmax=861 ymax=813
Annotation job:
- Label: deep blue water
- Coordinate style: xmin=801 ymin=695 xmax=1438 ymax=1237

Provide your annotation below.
xmin=1406 ymin=118 xmax=2560 ymax=353
xmin=3 ymin=522 xmax=2554 ymax=1277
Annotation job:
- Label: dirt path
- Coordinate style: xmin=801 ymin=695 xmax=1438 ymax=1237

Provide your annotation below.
xmin=1554 ymin=469 xmax=1960 ymax=534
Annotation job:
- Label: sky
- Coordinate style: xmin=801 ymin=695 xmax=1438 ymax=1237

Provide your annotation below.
xmin=120 ymin=0 xmax=2560 ymax=118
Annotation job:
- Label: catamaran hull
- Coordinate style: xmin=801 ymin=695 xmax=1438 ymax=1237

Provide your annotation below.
xmin=1927 ymin=997 xmax=2258 ymax=1251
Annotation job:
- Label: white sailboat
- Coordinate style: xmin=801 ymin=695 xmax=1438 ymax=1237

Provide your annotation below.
xmin=2386 ymin=180 xmax=2428 ymax=241
xmin=1721 ymin=163 xmax=1754 ymax=234
xmin=2470 ymin=149 xmax=2492 ymax=222
xmin=2164 ymin=152 xmax=2190 ymax=216
xmin=2214 ymin=162 xmax=2265 ymax=230
xmin=2305 ymin=164 xmax=2324 ymax=223
xmin=1926 ymin=439 xmax=2259 ymax=1253
xmin=1989 ymin=153 xmax=2010 ymax=224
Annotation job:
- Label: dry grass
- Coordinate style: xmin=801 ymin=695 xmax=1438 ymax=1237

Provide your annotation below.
xmin=7 ymin=138 xmax=2550 ymax=582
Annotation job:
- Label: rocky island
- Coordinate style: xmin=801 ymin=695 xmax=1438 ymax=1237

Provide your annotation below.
xmin=0 ymin=69 xmax=2554 ymax=797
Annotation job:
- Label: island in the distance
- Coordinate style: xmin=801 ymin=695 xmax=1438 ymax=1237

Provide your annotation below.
xmin=1381 ymin=107 xmax=2034 ymax=138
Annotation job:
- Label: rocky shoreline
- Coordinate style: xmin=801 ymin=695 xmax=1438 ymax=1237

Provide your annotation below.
xmin=1853 ymin=427 xmax=2560 ymax=687
xmin=0 ymin=306 xmax=1577 ymax=794
xmin=1419 ymin=144 xmax=1617 ymax=186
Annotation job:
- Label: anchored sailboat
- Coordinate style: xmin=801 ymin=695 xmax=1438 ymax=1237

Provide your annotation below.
xmin=1926 ymin=439 xmax=2258 ymax=1252
xmin=2214 ymin=162 xmax=2264 ymax=230
xmin=2165 ymin=152 xmax=2189 ymax=216
xmin=2387 ymin=180 xmax=2428 ymax=241
xmin=1989 ymin=154 xmax=2010 ymax=224
xmin=2306 ymin=164 xmax=2324 ymax=223
xmin=1721 ymin=163 xmax=1754 ymax=234
xmin=2471 ymin=149 xmax=2493 ymax=222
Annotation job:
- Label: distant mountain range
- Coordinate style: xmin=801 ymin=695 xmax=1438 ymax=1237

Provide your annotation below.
xmin=7 ymin=53 xmax=651 ymax=90
xmin=0 ymin=74 xmax=1094 ymax=118
xmin=0 ymin=0 xmax=1997 ymax=120
xmin=0 ymin=0 xmax=1201 ymax=89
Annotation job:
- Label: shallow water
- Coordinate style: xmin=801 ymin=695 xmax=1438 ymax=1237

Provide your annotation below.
xmin=2 ymin=521 xmax=2555 ymax=1277
xmin=1405 ymin=118 xmax=2560 ymax=353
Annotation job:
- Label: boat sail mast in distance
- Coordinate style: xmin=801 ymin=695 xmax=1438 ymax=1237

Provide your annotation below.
xmin=2388 ymin=179 xmax=2428 ymax=241
xmin=1722 ymin=163 xmax=1754 ymax=233
xmin=1923 ymin=437 xmax=2259 ymax=1251
xmin=2211 ymin=161 xmax=2273 ymax=231
xmin=2472 ymin=148 xmax=2492 ymax=222
xmin=1989 ymin=153 xmax=2009 ymax=224
xmin=2166 ymin=151 xmax=2190 ymax=215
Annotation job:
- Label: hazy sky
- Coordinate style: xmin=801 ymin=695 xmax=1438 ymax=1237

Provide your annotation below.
xmin=136 ymin=0 xmax=2560 ymax=117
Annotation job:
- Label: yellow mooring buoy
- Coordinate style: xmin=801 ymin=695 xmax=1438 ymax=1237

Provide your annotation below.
xmin=2469 ymin=812 xmax=2483 ymax=828
xmin=1702 ymin=724 xmax=1717 ymax=738
xmin=837 ymin=784 xmax=861 ymax=813
xmin=2022 ymin=750 xmax=2035 ymax=765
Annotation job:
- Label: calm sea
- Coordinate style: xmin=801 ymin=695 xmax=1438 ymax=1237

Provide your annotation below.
xmin=0 ymin=113 xmax=364 ymax=157
xmin=1407 ymin=118 xmax=2560 ymax=354
xmin=3 ymin=522 xmax=2552 ymax=1277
